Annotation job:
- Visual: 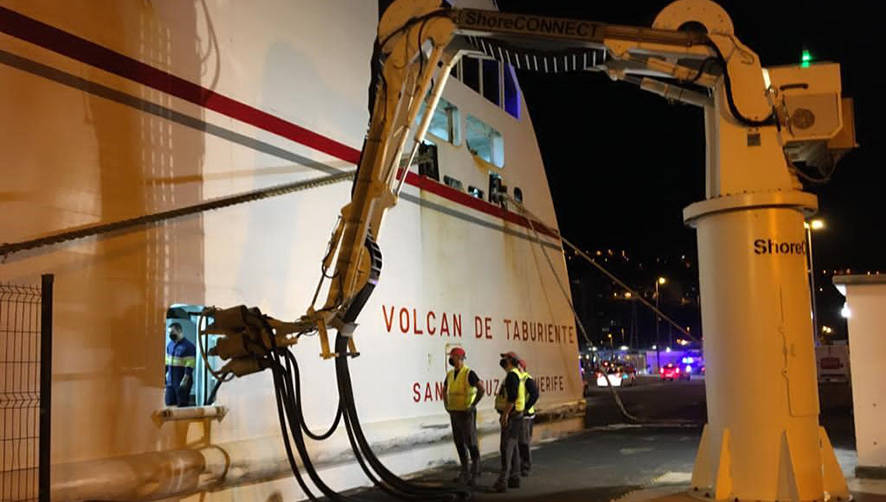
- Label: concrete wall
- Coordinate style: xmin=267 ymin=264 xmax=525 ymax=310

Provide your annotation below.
xmin=833 ymin=275 xmax=886 ymax=477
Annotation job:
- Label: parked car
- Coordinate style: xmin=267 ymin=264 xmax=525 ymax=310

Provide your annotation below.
xmin=660 ymin=362 xmax=690 ymax=381
xmin=680 ymin=356 xmax=704 ymax=377
xmin=615 ymin=363 xmax=637 ymax=386
xmin=595 ymin=362 xmax=636 ymax=387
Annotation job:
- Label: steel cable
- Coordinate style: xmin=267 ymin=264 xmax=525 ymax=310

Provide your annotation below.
xmin=1 ymin=170 xmax=355 ymax=261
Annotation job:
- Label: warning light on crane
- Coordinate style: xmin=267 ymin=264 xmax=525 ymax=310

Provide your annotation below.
xmin=801 ymin=49 xmax=813 ymax=68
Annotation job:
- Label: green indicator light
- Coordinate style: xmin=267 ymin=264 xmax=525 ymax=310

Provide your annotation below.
xmin=801 ymin=49 xmax=812 ymax=68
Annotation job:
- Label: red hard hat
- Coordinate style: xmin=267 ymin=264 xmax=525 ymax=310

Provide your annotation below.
xmin=500 ymin=351 xmax=520 ymax=362
xmin=449 ymin=347 xmax=466 ymax=358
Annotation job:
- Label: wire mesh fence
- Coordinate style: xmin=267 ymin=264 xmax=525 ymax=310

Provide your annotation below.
xmin=0 ymin=275 xmax=51 ymax=502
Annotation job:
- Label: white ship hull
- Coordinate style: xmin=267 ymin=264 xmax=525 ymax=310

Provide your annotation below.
xmin=0 ymin=1 xmax=582 ymax=499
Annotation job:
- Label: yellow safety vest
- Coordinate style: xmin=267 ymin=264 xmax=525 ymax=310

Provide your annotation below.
xmin=494 ymin=368 xmax=526 ymax=413
xmin=445 ymin=366 xmax=478 ymax=411
xmin=165 ymin=354 xmax=196 ymax=368
xmin=518 ymin=370 xmax=536 ymax=415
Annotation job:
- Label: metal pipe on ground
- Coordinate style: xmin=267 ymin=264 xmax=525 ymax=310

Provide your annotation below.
xmin=51 ymin=406 xmax=585 ymax=501
xmin=154 ymin=405 xmax=228 ymax=422
xmin=51 ymin=438 xmax=284 ymax=501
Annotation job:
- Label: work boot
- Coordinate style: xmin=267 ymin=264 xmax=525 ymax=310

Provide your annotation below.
xmin=453 ymin=468 xmax=470 ymax=484
xmin=508 ymin=477 xmax=521 ymax=489
xmin=468 ymin=460 xmax=481 ymax=486
xmin=520 ymin=468 xmax=530 ymax=477
xmin=492 ymin=479 xmax=507 ymax=493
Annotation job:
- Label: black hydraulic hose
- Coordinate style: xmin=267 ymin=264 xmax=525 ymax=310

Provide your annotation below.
xmin=333 ymin=335 xmax=471 ymax=501
xmin=275 ymin=352 xmax=354 ymax=502
xmin=332 ymin=338 xmax=402 ymax=487
xmin=271 ymin=359 xmax=320 ymax=501
xmin=337 ymin=381 xmax=456 ymax=501
xmin=706 ymin=42 xmax=776 ymax=128
xmin=274 ymin=338 xmax=410 ymax=501
xmin=283 ymin=351 xmax=418 ymax=500
xmin=262 ymin=317 xmax=355 ymax=502
xmin=340 ymin=404 xmax=406 ymax=500
xmin=340 ymin=399 xmax=445 ymax=501
xmin=206 ymin=377 xmax=224 ymax=406
xmin=263 ymin=312 xmax=468 ymax=501
xmin=282 ymin=351 xmax=389 ymax=495
xmin=285 ymin=351 xmax=344 ymax=441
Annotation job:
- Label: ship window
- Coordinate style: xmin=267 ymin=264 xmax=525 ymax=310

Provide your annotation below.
xmin=164 ymin=304 xmax=223 ymax=408
xmin=416 ymin=142 xmax=439 ymax=181
xmin=488 ymin=171 xmax=503 ymax=204
xmin=468 ymin=185 xmax=484 ymax=199
xmin=514 ymin=187 xmax=523 ymax=203
xmin=465 ymin=115 xmax=504 ymax=167
xmin=443 ymin=175 xmax=463 ymax=191
xmin=416 ymin=97 xmax=460 ymax=145
xmin=482 ymin=59 xmax=501 ymax=106
xmin=462 ymin=56 xmax=480 ymax=94
xmin=456 ymin=56 xmax=520 ymax=118
xmin=450 ymin=59 xmax=461 ymax=80
xmin=504 ymin=65 xmax=521 ymax=119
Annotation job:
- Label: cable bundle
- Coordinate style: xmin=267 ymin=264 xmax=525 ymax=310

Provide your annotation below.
xmin=227 ymin=314 xmax=471 ymax=501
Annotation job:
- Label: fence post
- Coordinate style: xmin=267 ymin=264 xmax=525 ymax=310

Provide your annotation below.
xmin=39 ymin=274 xmax=53 ymax=502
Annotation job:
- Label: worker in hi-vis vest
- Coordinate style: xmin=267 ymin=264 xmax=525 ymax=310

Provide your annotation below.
xmin=493 ymin=351 xmax=525 ymax=492
xmin=165 ymin=322 xmax=196 ymax=407
xmin=443 ymin=346 xmax=485 ymax=486
xmin=516 ymin=358 xmax=539 ymax=477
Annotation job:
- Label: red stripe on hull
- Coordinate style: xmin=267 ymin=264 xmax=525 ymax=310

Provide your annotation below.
xmin=0 ymin=6 xmax=361 ymax=164
xmin=0 ymin=6 xmax=559 ymax=241
xmin=406 ymin=173 xmax=559 ymax=239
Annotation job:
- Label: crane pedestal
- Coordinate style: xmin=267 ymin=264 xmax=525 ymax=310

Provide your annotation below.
xmin=683 ymin=191 xmax=848 ymax=502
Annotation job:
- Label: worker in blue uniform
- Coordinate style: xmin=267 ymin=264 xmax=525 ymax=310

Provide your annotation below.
xmin=165 ymin=322 xmax=196 ymax=407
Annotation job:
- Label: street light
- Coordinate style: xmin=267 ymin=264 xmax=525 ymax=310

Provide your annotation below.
xmin=805 ymin=219 xmax=825 ymax=344
xmin=655 ymin=276 xmax=668 ymax=347
xmin=652 ymin=342 xmax=661 ymax=371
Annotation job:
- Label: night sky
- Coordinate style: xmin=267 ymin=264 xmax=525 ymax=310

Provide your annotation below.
xmin=492 ymin=0 xmax=882 ymax=344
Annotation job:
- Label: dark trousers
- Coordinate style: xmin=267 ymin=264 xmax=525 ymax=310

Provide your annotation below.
xmin=165 ymin=381 xmax=192 ymax=407
xmin=498 ymin=412 xmax=523 ymax=483
xmin=449 ymin=409 xmax=480 ymax=475
xmin=518 ymin=415 xmax=534 ymax=474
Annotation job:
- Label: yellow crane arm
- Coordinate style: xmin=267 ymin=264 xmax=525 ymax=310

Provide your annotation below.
xmin=207 ymin=0 xmax=850 ymax=366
